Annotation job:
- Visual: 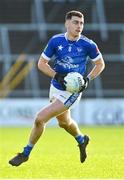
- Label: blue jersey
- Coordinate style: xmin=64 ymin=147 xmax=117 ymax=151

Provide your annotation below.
xmin=42 ymin=33 xmax=102 ymax=90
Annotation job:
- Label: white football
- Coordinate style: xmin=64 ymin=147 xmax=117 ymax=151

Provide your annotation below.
xmin=64 ymin=72 xmax=85 ymax=93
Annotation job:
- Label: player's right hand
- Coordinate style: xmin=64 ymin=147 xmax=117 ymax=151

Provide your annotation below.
xmin=54 ymin=73 xmax=67 ymax=90
xmin=79 ymin=77 xmax=89 ymax=92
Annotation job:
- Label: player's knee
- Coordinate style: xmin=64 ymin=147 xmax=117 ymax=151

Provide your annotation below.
xmin=35 ymin=113 xmax=45 ymax=127
xmin=58 ymin=121 xmax=70 ymax=128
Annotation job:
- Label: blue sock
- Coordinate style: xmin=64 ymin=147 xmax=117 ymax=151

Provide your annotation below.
xmin=23 ymin=143 xmax=34 ymax=157
xmin=75 ymin=135 xmax=84 ymax=144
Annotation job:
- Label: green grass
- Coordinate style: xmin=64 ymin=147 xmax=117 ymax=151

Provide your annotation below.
xmin=0 ymin=126 xmax=124 ymax=179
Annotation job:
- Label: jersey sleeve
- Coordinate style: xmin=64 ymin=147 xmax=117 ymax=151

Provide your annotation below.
xmin=88 ymin=41 xmax=102 ymax=61
xmin=41 ymin=37 xmax=55 ymax=61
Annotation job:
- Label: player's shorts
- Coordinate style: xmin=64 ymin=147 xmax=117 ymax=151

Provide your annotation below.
xmin=49 ymin=84 xmax=82 ymax=109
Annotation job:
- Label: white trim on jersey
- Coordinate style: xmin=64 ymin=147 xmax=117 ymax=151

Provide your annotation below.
xmin=41 ymin=52 xmax=50 ymax=61
xmin=91 ymin=53 xmax=103 ymax=61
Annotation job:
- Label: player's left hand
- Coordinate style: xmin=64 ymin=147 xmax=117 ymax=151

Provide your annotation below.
xmin=54 ymin=72 xmax=67 ymax=90
xmin=79 ymin=77 xmax=89 ymax=92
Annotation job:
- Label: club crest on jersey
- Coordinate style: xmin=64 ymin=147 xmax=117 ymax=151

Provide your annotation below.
xmin=58 ymin=45 xmax=63 ymax=51
xmin=77 ymin=47 xmax=82 ymax=52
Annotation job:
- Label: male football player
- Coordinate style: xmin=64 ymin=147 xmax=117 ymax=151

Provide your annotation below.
xmin=9 ymin=10 xmax=105 ymax=166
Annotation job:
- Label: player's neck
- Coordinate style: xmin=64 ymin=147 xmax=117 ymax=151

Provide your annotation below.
xmin=66 ymin=32 xmax=80 ymax=41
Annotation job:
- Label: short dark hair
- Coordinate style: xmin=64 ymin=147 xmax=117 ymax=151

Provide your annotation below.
xmin=65 ymin=10 xmax=84 ymax=20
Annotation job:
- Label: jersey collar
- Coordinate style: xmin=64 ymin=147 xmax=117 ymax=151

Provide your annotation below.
xmin=65 ymin=32 xmax=81 ymax=42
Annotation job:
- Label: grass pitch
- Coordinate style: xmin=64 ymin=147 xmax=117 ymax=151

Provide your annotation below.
xmin=0 ymin=126 xmax=124 ymax=179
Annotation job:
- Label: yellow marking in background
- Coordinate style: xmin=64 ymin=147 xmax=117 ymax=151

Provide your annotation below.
xmin=0 ymin=54 xmax=26 ymax=90
xmin=0 ymin=60 xmax=34 ymax=98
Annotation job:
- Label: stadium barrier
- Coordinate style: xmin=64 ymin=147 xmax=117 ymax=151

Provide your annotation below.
xmin=0 ymin=98 xmax=124 ymax=126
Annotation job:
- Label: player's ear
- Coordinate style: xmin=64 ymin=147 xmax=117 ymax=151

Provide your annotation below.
xmin=65 ymin=20 xmax=69 ymax=28
xmin=65 ymin=21 xmax=67 ymax=28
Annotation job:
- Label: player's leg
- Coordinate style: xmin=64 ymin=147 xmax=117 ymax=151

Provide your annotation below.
xmin=28 ymin=99 xmax=67 ymax=145
xmin=57 ymin=109 xmax=82 ymax=137
xmin=50 ymin=84 xmax=89 ymax=163
xmin=57 ymin=108 xmax=89 ymax=163
xmin=9 ymin=99 xmax=67 ymax=166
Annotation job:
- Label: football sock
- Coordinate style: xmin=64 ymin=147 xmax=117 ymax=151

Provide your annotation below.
xmin=23 ymin=143 xmax=34 ymax=157
xmin=75 ymin=135 xmax=84 ymax=144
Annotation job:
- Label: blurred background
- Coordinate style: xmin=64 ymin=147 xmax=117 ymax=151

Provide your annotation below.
xmin=0 ymin=0 xmax=124 ymax=126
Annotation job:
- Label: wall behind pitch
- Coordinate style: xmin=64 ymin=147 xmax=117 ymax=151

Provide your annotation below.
xmin=0 ymin=98 xmax=124 ymax=126
xmin=74 ymin=99 xmax=124 ymax=125
xmin=0 ymin=98 xmax=49 ymax=127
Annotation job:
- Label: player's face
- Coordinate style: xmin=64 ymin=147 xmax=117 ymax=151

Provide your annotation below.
xmin=65 ymin=16 xmax=84 ymax=39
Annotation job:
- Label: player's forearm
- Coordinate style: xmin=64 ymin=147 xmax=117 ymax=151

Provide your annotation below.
xmin=38 ymin=59 xmax=56 ymax=78
xmin=88 ymin=59 xmax=105 ymax=80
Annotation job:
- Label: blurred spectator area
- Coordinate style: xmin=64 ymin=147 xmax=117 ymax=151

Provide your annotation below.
xmin=0 ymin=0 xmax=124 ymax=98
